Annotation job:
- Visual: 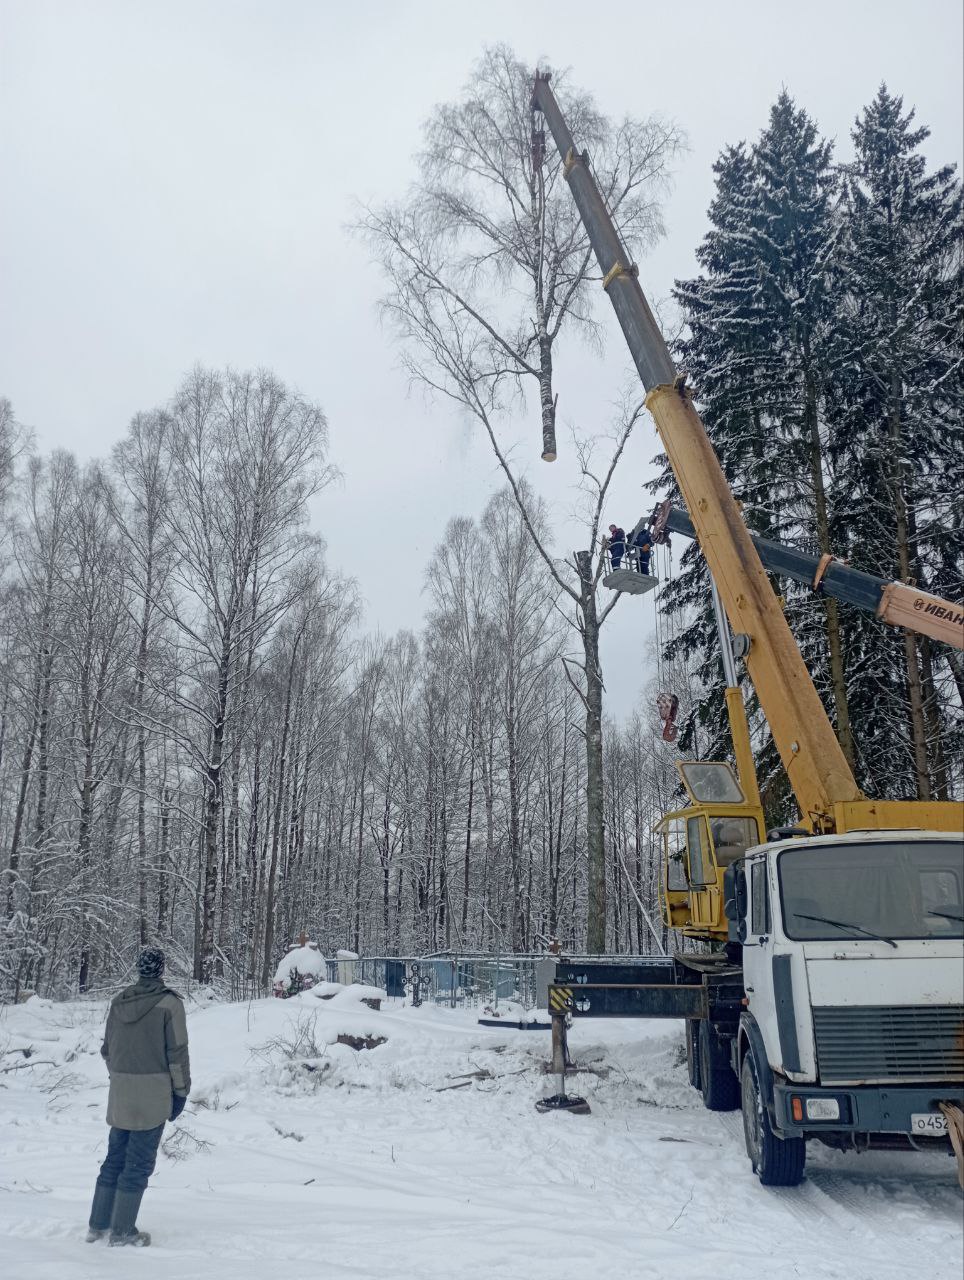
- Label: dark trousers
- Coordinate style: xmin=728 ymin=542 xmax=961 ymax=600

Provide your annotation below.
xmin=97 ymin=1124 xmax=164 ymax=1196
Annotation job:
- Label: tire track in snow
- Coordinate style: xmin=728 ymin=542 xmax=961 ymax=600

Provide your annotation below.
xmin=713 ymin=1106 xmax=960 ymax=1279
xmin=808 ymin=1163 xmax=963 ymax=1227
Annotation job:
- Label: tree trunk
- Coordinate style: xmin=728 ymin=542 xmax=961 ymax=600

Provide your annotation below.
xmin=918 ymin=637 xmax=949 ymax=801
xmin=577 ymin=551 xmax=606 ymax=953
xmin=538 ymin=335 xmax=557 ymax=461
xmin=804 ymin=363 xmax=855 ymax=772
xmin=5 ymin=662 xmax=40 ymax=919
xmin=262 ymin=653 xmax=298 ymax=989
xmin=33 ymin=646 xmax=54 ymax=857
xmin=506 ymin=670 xmax=524 ymax=950
xmin=888 ymin=383 xmax=931 ymax=798
xmin=156 ymin=786 xmax=171 ymax=938
xmin=199 ymin=635 xmax=232 ymax=984
xmin=461 ymin=734 xmax=475 ymax=940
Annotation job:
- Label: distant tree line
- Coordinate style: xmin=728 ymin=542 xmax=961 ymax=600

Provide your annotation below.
xmin=0 ymin=380 xmax=679 ymax=998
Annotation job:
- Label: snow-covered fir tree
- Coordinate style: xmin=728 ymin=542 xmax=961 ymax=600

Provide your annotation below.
xmin=830 ymin=84 xmax=963 ymax=798
xmin=660 ymin=88 xmax=962 ymax=819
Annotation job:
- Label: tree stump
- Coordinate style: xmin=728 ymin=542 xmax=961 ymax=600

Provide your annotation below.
xmin=336 ymin=1033 xmax=386 ymax=1052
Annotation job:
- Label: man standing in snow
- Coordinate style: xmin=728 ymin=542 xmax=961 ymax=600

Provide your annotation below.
xmin=87 ymin=946 xmax=191 ymax=1247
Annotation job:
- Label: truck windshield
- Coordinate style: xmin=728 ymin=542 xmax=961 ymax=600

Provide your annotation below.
xmin=778 ymin=839 xmax=964 ymax=942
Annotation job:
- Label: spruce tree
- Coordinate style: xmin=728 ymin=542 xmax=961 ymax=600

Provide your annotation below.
xmin=657 ymin=89 xmax=962 ymax=816
xmin=660 ymin=143 xmax=787 ymax=812
xmin=830 ymin=85 xmax=963 ymax=798
xmin=660 ymin=97 xmax=849 ymax=823
xmin=745 ymin=94 xmax=856 ymax=772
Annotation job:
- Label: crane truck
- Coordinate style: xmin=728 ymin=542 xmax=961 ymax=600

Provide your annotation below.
xmin=529 ymin=71 xmax=964 ymax=1187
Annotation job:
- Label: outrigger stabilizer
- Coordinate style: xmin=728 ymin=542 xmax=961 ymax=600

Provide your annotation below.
xmin=535 ymin=998 xmax=590 ymax=1115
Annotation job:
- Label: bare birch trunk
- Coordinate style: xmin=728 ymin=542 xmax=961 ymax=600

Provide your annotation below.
xmin=577 ymin=551 xmax=607 ymax=953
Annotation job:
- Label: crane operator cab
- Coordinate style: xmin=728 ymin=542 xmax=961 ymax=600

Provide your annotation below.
xmin=659 ymin=760 xmax=766 ymax=940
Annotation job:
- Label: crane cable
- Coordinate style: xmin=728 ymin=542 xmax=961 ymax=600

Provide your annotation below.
xmin=652 ymin=541 xmax=665 ymax=692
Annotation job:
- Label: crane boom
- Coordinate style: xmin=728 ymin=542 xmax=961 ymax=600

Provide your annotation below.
xmin=662 ymin=506 xmax=964 ymax=650
xmin=531 ymin=72 xmax=960 ymax=834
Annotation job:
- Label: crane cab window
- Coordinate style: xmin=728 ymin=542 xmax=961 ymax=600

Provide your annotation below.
xmin=678 ymin=762 xmax=745 ymax=804
xmin=751 ymin=861 xmax=770 ymax=934
xmin=710 ymin=816 xmax=759 ymax=866
xmin=686 ymin=816 xmax=715 ymax=886
xmin=664 ymin=819 xmax=688 ymax=891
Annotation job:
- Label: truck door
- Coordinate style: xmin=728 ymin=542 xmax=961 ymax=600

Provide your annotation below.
xmin=742 ymin=855 xmax=778 ymax=1060
xmin=686 ymin=814 xmax=719 ymax=929
xmin=744 ymin=854 xmax=815 ymax=1080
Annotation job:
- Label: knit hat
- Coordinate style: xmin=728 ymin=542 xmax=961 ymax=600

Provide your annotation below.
xmin=137 ymin=946 xmax=165 ymax=979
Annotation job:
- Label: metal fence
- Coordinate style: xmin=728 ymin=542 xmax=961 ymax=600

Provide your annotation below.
xmin=324 ymin=954 xmax=544 ymax=1009
xmin=323 ymin=952 xmax=672 ymax=1011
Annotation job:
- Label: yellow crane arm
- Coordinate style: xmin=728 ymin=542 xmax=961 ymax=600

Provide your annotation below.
xmin=646 ymin=383 xmax=862 ymax=823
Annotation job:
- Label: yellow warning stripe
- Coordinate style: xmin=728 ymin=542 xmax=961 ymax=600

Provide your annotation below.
xmin=549 ymin=986 xmax=571 ymax=1011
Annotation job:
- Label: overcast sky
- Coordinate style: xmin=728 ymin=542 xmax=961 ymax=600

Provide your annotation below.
xmin=2 ymin=0 xmax=962 ymax=719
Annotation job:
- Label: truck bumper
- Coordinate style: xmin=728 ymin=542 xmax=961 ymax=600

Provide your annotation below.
xmin=772 ymin=1082 xmax=963 ymax=1136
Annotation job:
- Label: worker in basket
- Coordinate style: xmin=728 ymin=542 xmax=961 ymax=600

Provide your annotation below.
xmin=629 ymin=520 xmax=655 ymax=575
xmin=607 ymin=524 xmax=626 ymax=570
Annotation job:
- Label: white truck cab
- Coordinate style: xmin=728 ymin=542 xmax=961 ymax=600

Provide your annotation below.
xmin=732 ymin=829 xmax=964 ymax=1184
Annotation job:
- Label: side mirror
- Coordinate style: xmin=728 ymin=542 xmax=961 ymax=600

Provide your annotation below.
xmin=723 ymin=862 xmax=748 ymax=943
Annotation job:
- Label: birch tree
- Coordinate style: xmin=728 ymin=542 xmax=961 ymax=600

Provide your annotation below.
xmin=360 ymin=43 xmax=682 ymax=462
xmin=361 ymin=47 xmax=680 ymax=950
xmin=159 ymin=367 xmax=335 ymax=982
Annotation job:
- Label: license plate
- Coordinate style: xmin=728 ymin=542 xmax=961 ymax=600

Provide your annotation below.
xmin=911 ymin=1112 xmax=949 ymax=1135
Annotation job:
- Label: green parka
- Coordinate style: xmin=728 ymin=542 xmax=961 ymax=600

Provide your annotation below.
xmin=100 ymin=978 xmax=191 ymax=1130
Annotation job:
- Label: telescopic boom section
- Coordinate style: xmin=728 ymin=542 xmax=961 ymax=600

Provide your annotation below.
xmin=531 ymin=72 xmax=863 ymax=829
xmin=664 ymin=507 xmax=964 ymax=651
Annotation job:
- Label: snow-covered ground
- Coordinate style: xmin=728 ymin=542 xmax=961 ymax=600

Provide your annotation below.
xmin=1 ymin=991 xmax=960 ymax=1280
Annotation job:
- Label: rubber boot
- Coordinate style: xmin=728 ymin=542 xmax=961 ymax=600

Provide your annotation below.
xmin=109 ymin=1189 xmax=151 ymax=1247
xmin=87 ymin=1182 xmax=116 ymax=1241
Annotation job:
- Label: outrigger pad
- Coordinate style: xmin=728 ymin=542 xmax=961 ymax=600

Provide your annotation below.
xmin=603 ymin=570 xmax=658 ymax=595
xmin=535 ymin=1093 xmax=591 ymax=1116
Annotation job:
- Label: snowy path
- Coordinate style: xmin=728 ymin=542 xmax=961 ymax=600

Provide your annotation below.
xmin=1 ymin=994 xmax=960 ymax=1280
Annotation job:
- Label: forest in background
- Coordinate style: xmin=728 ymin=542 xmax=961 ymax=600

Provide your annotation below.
xmin=0 ymin=60 xmax=960 ymax=1001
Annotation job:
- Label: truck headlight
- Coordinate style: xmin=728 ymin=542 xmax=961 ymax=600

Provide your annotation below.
xmin=805 ymin=1097 xmax=840 ymax=1121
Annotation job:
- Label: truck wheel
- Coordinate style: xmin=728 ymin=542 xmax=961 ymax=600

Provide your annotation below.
xmin=698 ymin=1019 xmax=739 ymax=1111
xmin=686 ymin=1020 xmax=701 ymax=1091
xmin=740 ymin=1052 xmax=806 ymax=1186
